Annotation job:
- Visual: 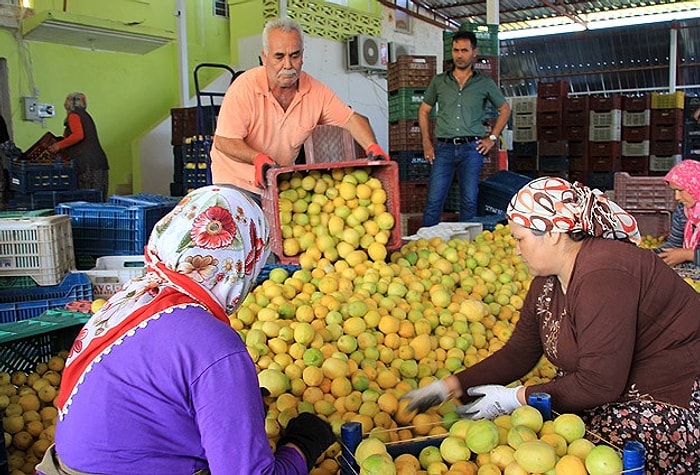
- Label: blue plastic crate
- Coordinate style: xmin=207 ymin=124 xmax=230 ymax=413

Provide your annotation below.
xmin=108 ymin=193 xmax=181 ymax=208
xmin=0 ymin=273 xmax=93 ymax=323
xmin=8 ymin=188 xmax=103 ymax=210
xmin=255 ymin=263 xmax=303 ymax=286
xmin=472 ymin=214 xmax=507 ymax=231
xmin=477 ymin=171 xmax=532 ymax=217
xmin=392 ymin=150 xmax=431 ymax=182
xmin=54 ymin=201 xmax=169 ymax=256
xmin=8 ymin=159 xmax=77 ymax=193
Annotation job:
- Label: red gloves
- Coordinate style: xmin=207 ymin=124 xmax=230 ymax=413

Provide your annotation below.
xmin=365 ymin=143 xmax=389 ymax=161
xmin=253 ymin=152 xmax=276 ymax=189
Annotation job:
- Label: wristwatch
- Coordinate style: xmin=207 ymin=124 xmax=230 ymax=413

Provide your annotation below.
xmin=488 ymin=134 xmax=498 ymax=142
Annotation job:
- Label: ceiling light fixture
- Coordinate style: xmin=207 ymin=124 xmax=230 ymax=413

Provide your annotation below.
xmin=499 ymin=22 xmax=585 ymax=40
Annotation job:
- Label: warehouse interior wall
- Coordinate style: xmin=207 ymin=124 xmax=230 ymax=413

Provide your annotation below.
xmin=0 ymin=0 xmax=231 ymax=196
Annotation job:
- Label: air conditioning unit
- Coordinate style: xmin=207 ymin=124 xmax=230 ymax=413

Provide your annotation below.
xmin=346 ymin=34 xmax=389 ymax=71
xmin=388 ymin=42 xmax=414 ymax=62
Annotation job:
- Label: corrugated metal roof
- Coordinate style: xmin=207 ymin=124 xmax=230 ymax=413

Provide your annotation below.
xmin=409 ymin=0 xmax=700 ymax=32
xmin=498 ymin=18 xmax=699 ymax=96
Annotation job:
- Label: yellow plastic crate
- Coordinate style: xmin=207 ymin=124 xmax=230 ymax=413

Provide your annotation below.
xmin=651 ymin=91 xmax=684 ymax=110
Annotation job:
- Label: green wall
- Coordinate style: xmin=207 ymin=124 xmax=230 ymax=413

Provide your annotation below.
xmin=2 ymin=0 xmax=230 ymax=195
xmin=2 ymin=0 xmax=382 ymax=195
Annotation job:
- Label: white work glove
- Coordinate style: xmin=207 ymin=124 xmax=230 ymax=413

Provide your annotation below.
xmin=401 ymin=380 xmax=452 ymax=413
xmin=456 ymin=384 xmax=523 ymax=420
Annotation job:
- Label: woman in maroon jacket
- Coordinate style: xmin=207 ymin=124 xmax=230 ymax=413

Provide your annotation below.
xmin=48 ymin=92 xmax=109 ymax=200
xmin=403 ymin=176 xmax=700 ymax=473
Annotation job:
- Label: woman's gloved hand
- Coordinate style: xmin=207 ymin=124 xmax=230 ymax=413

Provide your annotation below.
xmin=400 ymin=379 xmax=451 ymax=413
xmin=278 ymin=413 xmax=335 ymax=470
xmin=456 ymin=385 xmax=523 ymax=420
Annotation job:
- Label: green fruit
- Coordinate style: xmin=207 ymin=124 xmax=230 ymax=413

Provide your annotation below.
xmin=465 ymin=419 xmax=499 ymax=454
xmin=585 ymin=445 xmax=623 ymax=475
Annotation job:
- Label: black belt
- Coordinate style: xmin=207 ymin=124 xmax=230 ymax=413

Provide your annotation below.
xmin=437 ymin=136 xmax=481 ymax=144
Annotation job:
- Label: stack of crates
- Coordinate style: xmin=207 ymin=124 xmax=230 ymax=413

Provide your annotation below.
xmin=54 ymin=194 xmax=181 ymax=263
xmin=3 ymin=132 xmax=102 ymax=210
xmin=509 ymin=96 xmax=538 ymax=175
xmin=649 ymin=91 xmax=684 ymax=174
xmin=536 ymin=81 xmax=569 ymax=178
xmin=621 ymin=95 xmax=652 ymax=175
xmin=587 ymin=95 xmax=622 ymax=190
xmin=685 ymin=96 xmax=700 ymax=161
xmin=565 ymin=96 xmax=590 ymax=182
xmin=170 ymin=106 xmax=218 ymax=196
xmin=387 ymin=55 xmax=436 ymax=225
xmin=0 ymin=212 xmax=93 ymax=323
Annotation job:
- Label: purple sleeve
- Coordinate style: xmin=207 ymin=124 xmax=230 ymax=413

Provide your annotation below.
xmin=191 ymin=351 xmax=307 ymax=475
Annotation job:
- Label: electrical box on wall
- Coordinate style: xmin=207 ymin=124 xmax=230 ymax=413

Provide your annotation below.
xmin=22 ymin=96 xmax=55 ymax=122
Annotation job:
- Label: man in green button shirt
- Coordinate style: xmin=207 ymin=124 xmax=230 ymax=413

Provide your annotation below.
xmin=418 ymin=31 xmax=511 ymax=226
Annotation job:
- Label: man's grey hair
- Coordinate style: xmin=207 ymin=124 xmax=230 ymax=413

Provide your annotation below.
xmin=262 ymin=18 xmax=304 ymax=53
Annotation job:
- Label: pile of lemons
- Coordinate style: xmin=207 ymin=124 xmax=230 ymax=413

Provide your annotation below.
xmin=1 ymin=355 xmax=66 ymax=475
xmin=231 ymin=225 xmax=562 ymax=474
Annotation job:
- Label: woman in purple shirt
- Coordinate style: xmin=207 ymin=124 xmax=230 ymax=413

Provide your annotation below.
xmin=37 ymin=185 xmax=334 ymax=474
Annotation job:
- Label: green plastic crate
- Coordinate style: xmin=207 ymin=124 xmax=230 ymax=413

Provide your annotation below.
xmin=0 ymin=309 xmax=88 ymax=372
xmin=388 ymin=88 xmax=435 ymax=122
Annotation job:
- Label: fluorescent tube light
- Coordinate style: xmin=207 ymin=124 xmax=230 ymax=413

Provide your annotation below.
xmin=499 ymin=22 xmax=585 ymax=40
xmin=587 ymin=9 xmax=700 ymax=29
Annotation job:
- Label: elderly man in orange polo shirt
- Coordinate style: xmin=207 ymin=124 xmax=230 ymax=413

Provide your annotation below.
xmin=211 ymin=17 xmax=388 ymax=199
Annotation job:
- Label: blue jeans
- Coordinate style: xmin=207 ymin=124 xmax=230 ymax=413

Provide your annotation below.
xmin=422 ymin=141 xmax=483 ymax=227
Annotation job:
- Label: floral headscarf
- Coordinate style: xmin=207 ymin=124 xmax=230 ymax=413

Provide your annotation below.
xmin=56 ymin=185 xmax=270 ymax=415
xmin=65 ymin=92 xmax=87 ymax=111
xmin=665 ymin=159 xmax=700 ymax=249
xmin=506 ymin=176 xmax=640 ymax=243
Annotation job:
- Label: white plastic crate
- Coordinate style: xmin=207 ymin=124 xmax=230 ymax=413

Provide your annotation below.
xmin=513 ymin=126 xmax=537 ymax=143
xmin=512 ymin=113 xmax=536 ymax=128
xmin=0 ymin=215 xmax=75 ymax=286
xmin=621 ymin=140 xmax=650 ymax=157
xmin=622 ymin=110 xmax=650 ymax=127
xmin=510 ymin=96 xmax=537 ymax=114
xmin=589 ymin=125 xmax=621 ymax=142
xmin=590 ymin=110 xmax=622 ymax=127
xmin=649 ymin=154 xmax=682 ymax=172
xmin=84 ymin=255 xmax=146 ymax=300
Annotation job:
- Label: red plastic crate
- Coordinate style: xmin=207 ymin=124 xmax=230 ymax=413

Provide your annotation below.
xmin=630 ymin=209 xmax=671 ymax=237
xmin=537 ymin=80 xmax=568 ymax=98
xmin=399 ymin=181 xmax=430 ymax=213
xmin=622 ymin=95 xmax=650 ymax=112
xmin=21 ymin=132 xmax=60 ymax=163
xmin=589 ymin=95 xmax=622 ymax=111
xmin=622 ymin=126 xmax=650 ymax=142
xmin=260 ymin=160 xmax=402 ymax=265
xmin=650 ymin=108 xmax=684 ymax=126
xmin=613 ymin=172 xmax=676 ymax=211
xmin=564 ymin=96 xmax=590 ymax=112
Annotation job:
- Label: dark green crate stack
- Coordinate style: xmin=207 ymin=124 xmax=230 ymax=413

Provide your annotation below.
xmin=0 ymin=309 xmax=89 ymax=372
xmin=388 ymin=56 xmax=438 ymax=234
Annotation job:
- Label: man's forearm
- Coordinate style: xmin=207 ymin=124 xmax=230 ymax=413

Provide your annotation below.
xmin=491 ymin=103 xmax=512 ymax=137
xmin=213 ymin=135 xmax=258 ymax=164
xmin=343 ymin=113 xmax=377 ymax=150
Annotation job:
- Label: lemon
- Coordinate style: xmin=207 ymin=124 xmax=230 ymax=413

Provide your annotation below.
xmin=91 ymin=298 xmax=108 ymax=313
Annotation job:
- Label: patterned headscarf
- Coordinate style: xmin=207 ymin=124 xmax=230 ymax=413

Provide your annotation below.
xmin=56 ymin=185 xmax=270 ymax=415
xmin=65 ymin=92 xmax=87 ymax=111
xmin=506 ymin=176 xmax=640 ymax=243
xmin=665 ymin=159 xmax=700 ymax=249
